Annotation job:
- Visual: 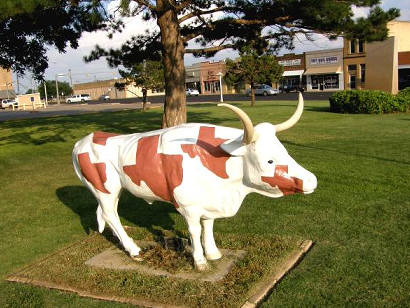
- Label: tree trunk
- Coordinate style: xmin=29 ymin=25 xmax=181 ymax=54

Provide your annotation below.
xmin=142 ymin=88 xmax=147 ymax=111
xmin=157 ymin=1 xmax=186 ymax=128
xmin=250 ymin=83 xmax=256 ymax=107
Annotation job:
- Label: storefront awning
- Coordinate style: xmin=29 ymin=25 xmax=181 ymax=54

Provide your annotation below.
xmin=282 ymin=70 xmax=304 ymax=77
xmin=304 ymin=66 xmax=343 ymax=75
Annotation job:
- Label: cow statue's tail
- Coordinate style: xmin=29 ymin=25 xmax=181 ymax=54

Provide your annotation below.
xmin=72 ymin=139 xmax=85 ymax=183
xmin=72 ymin=134 xmax=107 ymax=233
xmin=96 ymin=205 xmax=106 ymax=233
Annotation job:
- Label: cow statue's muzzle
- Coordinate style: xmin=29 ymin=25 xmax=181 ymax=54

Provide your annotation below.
xmin=261 ymin=164 xmax=317 ymax=196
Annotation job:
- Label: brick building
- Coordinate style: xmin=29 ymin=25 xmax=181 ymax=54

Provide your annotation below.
xmin=276 ymin=53 xmax=306 ymax=91
xmin=185 ymin=61 xmax=237 ymax=95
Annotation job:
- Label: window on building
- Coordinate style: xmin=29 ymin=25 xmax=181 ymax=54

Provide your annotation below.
xmin=324 ymin=75 xmax=339 ymax=89
xmin=348 ymin=64 xmax=357 ymax=71
xmin=311 ymin=76 xmax=319 ymax=89
xmin=204 ymin=81 xmax=219 ymax=93
xmin=204 ymin=82 xmax=210 ymax=92
xmin=360 ymin=64 xmax=366 ymax=83
xmin=350 ymin=75 xmax=356 ymax=89
xmin=399 ymin=68 xmax=410 ymax=90
xmin=214 ymin=81 xmax=220 ymax=92
xmin=350 ymin=40 xmax=356 ymax=54
xmin=310 ymin=75 xmax=339 ymax=90
xmin=358 ymin=40 xmax=365 ymax=53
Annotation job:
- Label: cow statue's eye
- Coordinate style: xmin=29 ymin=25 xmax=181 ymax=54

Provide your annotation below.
xmin=268 ymin=160 xmax=274 ymax=164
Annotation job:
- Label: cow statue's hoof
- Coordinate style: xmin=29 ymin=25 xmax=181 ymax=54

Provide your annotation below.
xmin=206 ymin=250 xmax=222 ymax=261
xmin=131 ymin=252 xmax=144 ymax=262
xmin=126 ymin=243 xmax=142 ymax=261
xmin=195 ymin=261 xmax=210 ymax=271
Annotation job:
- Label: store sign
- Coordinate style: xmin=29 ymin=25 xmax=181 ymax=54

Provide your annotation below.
xmin=310 ymin=56 xmax=338 ymax=65
xmin=278 ymin=59 xmax=301 ymax=66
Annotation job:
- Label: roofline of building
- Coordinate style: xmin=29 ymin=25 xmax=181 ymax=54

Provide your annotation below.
xmin=72 ymin=78 xmax=125 ymax=87
xmin=277 ymin=52 xmax=305 ymax=57
xmin=389 ymin=20 xmax=410 ymax=24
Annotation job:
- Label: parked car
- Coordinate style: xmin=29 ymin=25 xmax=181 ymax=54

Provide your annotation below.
xmin=280 ymin=85 xmax=305 ymax=93
xmin=246 ymin=84 xmax=279 ymax=96
xmin=1 ymin=99 xmax=18 ymax=109
xmin=66 ymin=94 xmax=91 ymax=103
xmin=99 ymin=94 xmax=110 ymax=101
xmin=186 ymin=88 xmax=200 ymax=96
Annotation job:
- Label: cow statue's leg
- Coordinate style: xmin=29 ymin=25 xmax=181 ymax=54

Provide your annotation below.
xmin=183 ymin=211 xmax=208 ymax=270
xmin=201 ymin=219 xmax=222 ymax=260
xmin=97 ymin=191 xmax=141 ymax=257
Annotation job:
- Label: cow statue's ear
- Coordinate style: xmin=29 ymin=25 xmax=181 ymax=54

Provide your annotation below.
xmin=220 ymin=138 xmax=247 ymax=156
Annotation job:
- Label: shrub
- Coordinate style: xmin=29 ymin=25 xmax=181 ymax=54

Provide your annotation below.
xmin=396 ymin=87 xmax=410 ymax=111
xmin=329 ymin=89 xmax=410 ymax=114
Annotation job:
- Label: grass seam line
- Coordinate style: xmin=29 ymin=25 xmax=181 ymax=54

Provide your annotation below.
xmin=241 ymin=239 xmax=313 ymax=308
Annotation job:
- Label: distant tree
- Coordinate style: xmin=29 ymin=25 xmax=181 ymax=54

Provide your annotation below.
xmin=117 ymin=60 xmax=164 ymax=111
xmin=37 ymin=80 xmax=72 ymax=100
xmin=225 ymin=48 xmax=283 ymax=107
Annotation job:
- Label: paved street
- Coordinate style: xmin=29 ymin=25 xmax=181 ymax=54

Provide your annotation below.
xmin=0 ymin=92 xmax=334 ymax=122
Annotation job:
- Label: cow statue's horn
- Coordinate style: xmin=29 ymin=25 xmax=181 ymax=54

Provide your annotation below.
xmin=275 ymin=92 xmax=304 ymax=133
xmin=217 ymin=103 xmax=255 ymax=144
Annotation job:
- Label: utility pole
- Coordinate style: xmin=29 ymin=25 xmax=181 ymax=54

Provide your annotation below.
xmin=55 ymin=75 xmax=60 ymax=104
xmin=44 ymin=81 xmax=48 ymax=106
xmin=68 ymin=69 xmax=73 ymax=87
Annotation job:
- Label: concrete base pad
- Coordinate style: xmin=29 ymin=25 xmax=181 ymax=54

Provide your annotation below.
xmin=85 ymin=240 xmax=246 ymax=282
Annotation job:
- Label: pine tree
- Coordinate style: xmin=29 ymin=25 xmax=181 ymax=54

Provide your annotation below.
xmin=0 ymin=0 xmax=105 ymax=78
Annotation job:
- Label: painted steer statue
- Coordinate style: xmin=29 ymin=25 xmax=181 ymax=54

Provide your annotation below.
xmin=73 ymin=93 xmax=317 ymax=270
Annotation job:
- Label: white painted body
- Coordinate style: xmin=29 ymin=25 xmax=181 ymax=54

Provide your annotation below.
xmin=73 ymin=97 xmax=317 ymax=270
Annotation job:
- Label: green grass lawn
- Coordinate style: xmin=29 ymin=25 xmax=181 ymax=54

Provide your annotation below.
xmin=0 ymin=101 xmax=409 ymax=307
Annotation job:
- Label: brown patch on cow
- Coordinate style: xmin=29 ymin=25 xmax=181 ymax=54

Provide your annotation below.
xmin=93 ymin=131 xmax=120 ymax=146
xmin=123 ymin=135 xmax=183 ymax=207
xmin=78 ymin=153 xmax=110 ymax=194
xmin=261 ymin=165 xmax=304 ymax=195
xmin=181 ymin=126 xmax=231 ymax=179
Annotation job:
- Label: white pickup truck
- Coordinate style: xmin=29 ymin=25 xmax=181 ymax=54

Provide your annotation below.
xmin=66 ymin=94 xmax=91 ymax=103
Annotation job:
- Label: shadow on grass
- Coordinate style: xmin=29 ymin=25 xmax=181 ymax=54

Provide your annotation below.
xmin=262 ymin=104 xmax=330 ymax=113
xmin=0 ymin=109 xmax=233 ymax=146
xmin=304 ymin=105 xmax=330 ymax=113
xmin=56 ymin=186 xmax=183 ymax=242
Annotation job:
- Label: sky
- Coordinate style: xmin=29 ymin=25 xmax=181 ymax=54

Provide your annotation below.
xmin=13 ymin=0 xmax=410 ymax=93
